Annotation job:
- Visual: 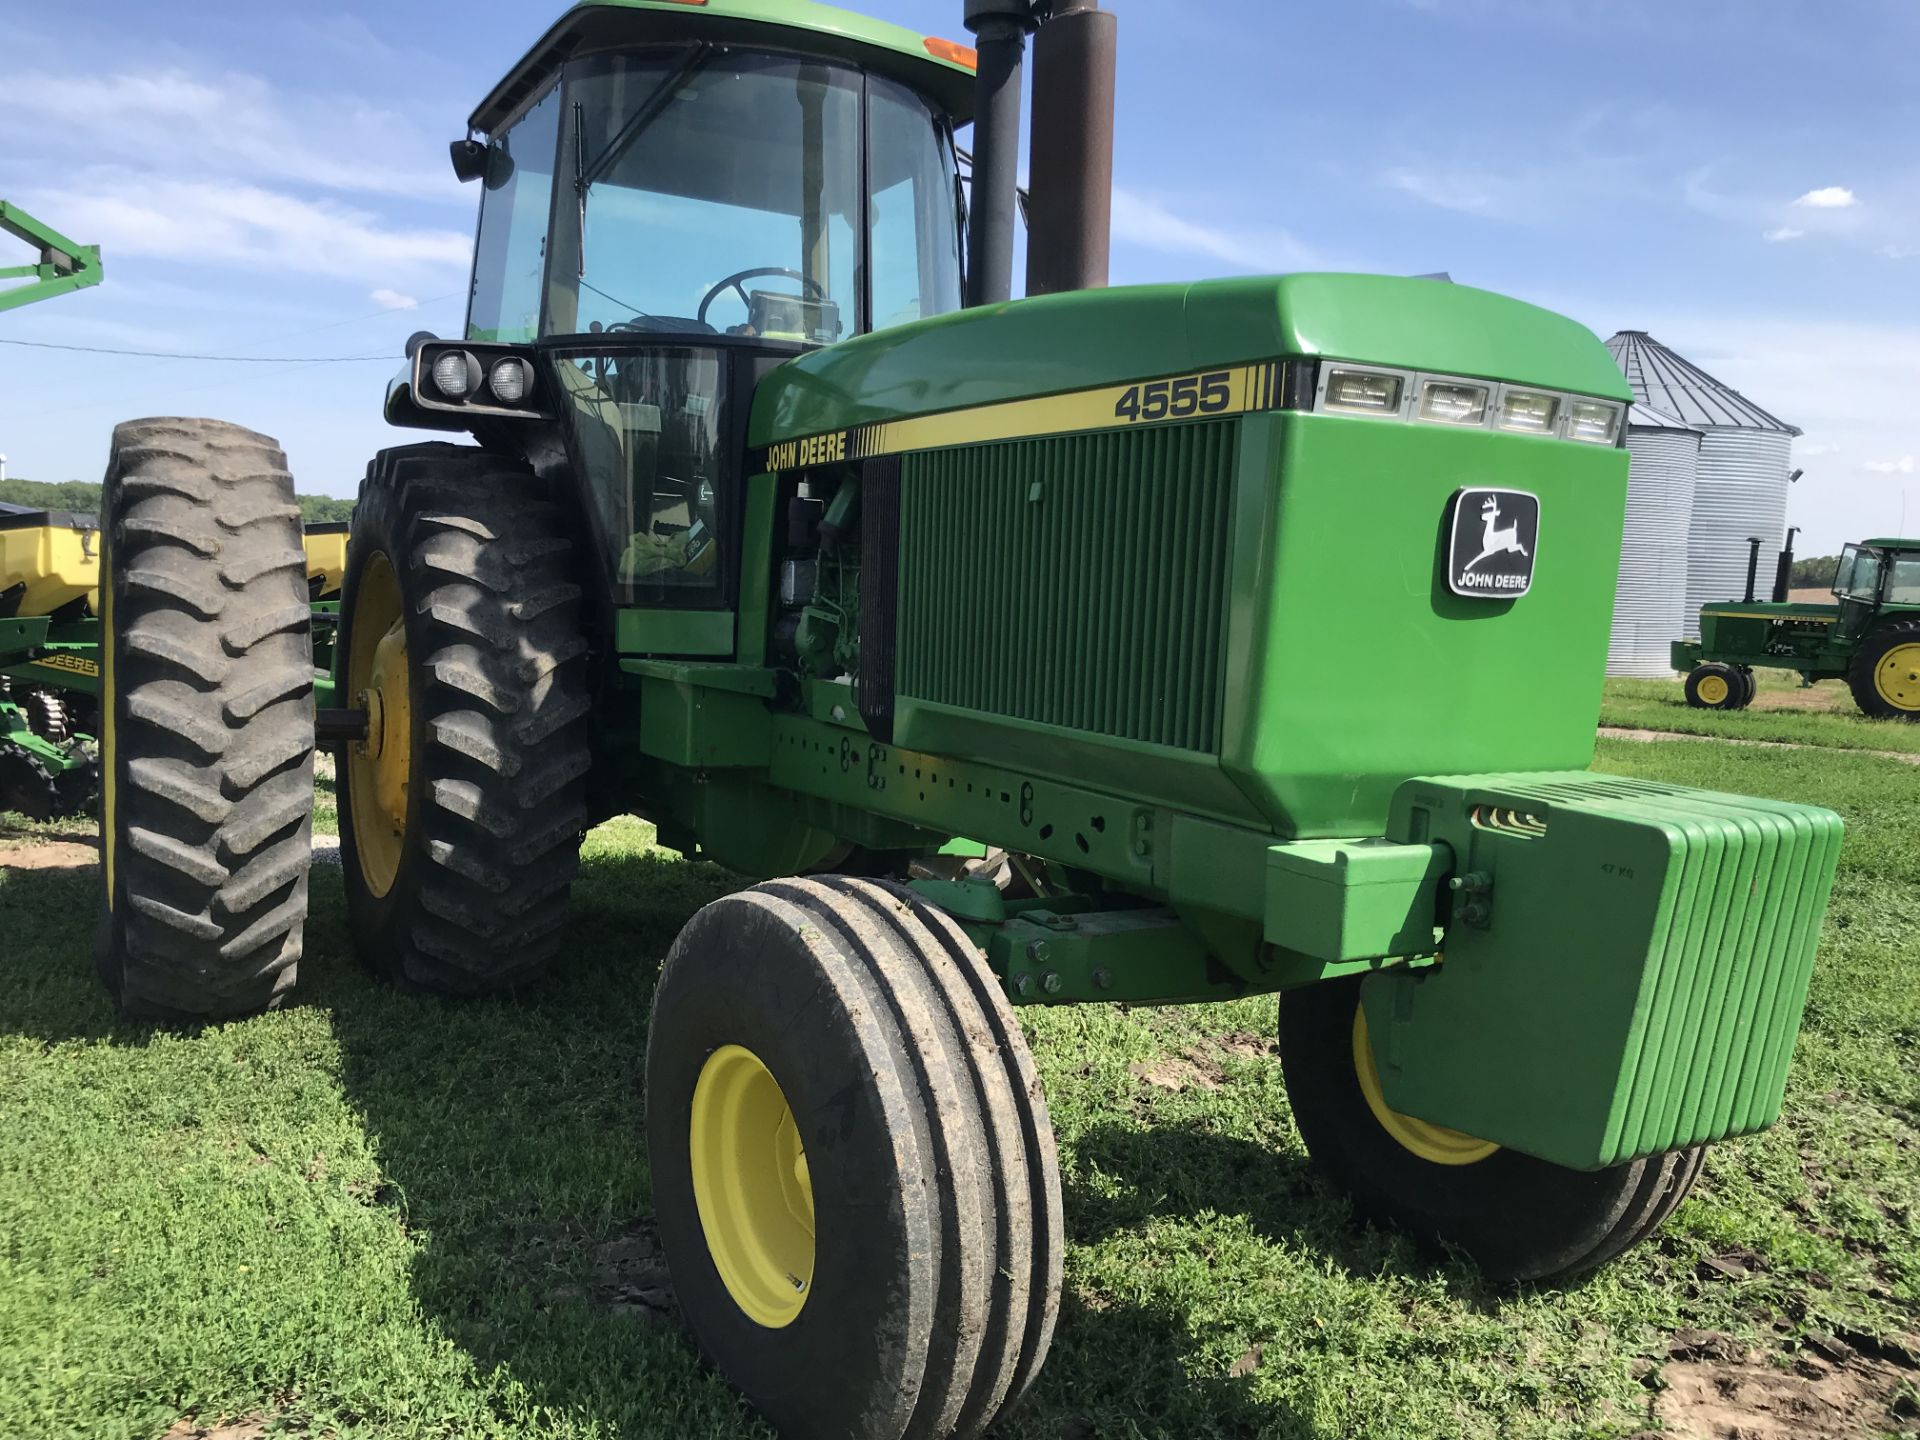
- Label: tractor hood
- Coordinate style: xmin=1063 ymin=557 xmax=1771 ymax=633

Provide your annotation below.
xmin=749 ymin=273 xmax=1630 ymax=450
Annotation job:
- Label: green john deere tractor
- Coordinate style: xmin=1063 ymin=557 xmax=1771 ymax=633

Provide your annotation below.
xmin=90 ymin=3 xmax=1844 ymax=1435
xmin=1672 ymin=536 xmax=1920 ymax=718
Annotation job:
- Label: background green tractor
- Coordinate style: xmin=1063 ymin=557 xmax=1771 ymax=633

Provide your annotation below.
xmin=1672 ymin=535 xmax=1920 ymax=718
xmin=87 ymin=3 xmax=1844 ymax=1436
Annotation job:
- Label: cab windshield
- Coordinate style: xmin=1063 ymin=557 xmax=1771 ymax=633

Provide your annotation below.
xmin=1833 ymin=545 xmax=1884 ymax=602
xmin=545 ymin=49 xmax=963 ymax=340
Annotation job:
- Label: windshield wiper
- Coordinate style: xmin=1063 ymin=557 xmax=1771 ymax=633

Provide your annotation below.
xmin=579 ymin=45 xmax=713 ymax=196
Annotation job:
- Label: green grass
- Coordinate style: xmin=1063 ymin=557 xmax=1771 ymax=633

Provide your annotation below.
xmin=2 ymin=742 xmax=1916 ymax=1439
xmin=1602 ymin=670 xmax=1920 ymax=754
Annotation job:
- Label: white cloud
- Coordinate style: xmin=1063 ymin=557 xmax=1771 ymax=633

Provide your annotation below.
xmin=6 ymin=66 xmax=461 ymax=203
xmin=1794 ymin=186 xmax=1858 ymax=209
xmin=370 ymin=288 xmax=420 ymax=311
xmin=1864 ymin=456 xmax=1916 ymax=475
xmin=1763 ymin=226 xmax=1806 ymax=243
xmin=1110 ymin=188 xmax=1316 ymax=271
xmin=24 ymin=173 xmax=470 ymax=284
xmin=1799 ymin=441 xmax=1843 ymax=457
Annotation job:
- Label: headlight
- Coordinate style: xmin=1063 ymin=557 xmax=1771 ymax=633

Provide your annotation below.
xmin=1323 ymin=368 xmax=1404 ymax=416
xmin=1566 ymin=399 xmax=1622 ymax=445
xmin=431 ymin=350 xmax=479 ymax=399
xmin=1418 ymin=380 xmax=1489 ymax=426
xmin=1497 ymin=388 xmax=1559 ymax=435
xmin=488 ymin=358 xmax=530 ymax=405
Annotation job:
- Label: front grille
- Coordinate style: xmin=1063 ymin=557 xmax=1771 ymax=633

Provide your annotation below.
xmin=896 ymin=420 xmax=1236 ymax=754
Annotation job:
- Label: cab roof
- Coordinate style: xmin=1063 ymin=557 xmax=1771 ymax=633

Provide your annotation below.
xmin=470 ymin=0 xmax=978 ymax=135
xmin=1862 ymin=538 xmax=1920 ymax=551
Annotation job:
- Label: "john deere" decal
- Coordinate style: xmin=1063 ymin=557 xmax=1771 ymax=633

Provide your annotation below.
xmin=1447 ymin=488 xmax=1539 ymax=599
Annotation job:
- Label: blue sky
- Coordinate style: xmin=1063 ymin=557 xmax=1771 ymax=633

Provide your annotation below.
xmin=2 ymin=0 xmax=1915 ymax=553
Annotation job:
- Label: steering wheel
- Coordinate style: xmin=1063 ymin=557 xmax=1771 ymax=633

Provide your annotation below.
xmin=696 ymin=267 xmax=826 ymax=329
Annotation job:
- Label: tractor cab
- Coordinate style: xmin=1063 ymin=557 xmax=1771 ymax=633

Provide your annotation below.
xmin=1832 ymin=538 xmax=1920 ymax=640
xmin=397 ymin=0 xmax=975 ymax=637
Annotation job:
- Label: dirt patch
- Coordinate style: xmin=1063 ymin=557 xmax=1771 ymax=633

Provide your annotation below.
xmin=591 ymin=1219 xmax=678 ymax=1323
xmin=1215 ymin=1031 xmax=1274 ymax=1061
xmin=0 ymin=838 xmax=98 ymax=872
xmin=1599 ymin=726 xmax=1920 ymax=765
xmin=1129 ymin=1055 xmax=1223 ymax=1093
xmin=162 ymin=1416 xmax=269 ymax=1440
xmin=1657 ymin=1331 xmax=1920 ymax=1440
xmin=1748 ymin=685 xmax=1851 ymax=714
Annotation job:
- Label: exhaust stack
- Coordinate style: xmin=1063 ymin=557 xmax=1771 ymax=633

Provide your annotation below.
xmin=1025 ymin=0 xmax=1116 ymax=297
xmin=963 ymin=0 xmax=1036 ymax=307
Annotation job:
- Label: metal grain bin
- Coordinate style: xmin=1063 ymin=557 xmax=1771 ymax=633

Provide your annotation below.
xmin=1606 ymin=332 xmax=1800 ymax=641
xmin=1683 ymin=427 xmax=1795 ymax=634
xmin=1608 ymin=404 xmax=1701 ymax=675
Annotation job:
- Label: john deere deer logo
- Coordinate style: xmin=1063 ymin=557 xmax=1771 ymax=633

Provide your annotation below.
xmin=1463 ymin=494 xmax=1531 ymax=574
xmin=1446 ymin=487 xmax=1539 ymax=598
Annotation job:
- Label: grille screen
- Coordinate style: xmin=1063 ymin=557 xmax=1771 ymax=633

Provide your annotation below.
xmin=896 ymin=421 xmax=1236 ymax=754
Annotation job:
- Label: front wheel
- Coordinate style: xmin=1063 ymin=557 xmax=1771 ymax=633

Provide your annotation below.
xmin=646 ymin=878 xmax=1063 ymax=1440
xmin=1848 ymin=619 xmax=1920 ymax=720
xmin=1280 ymin=977 xmax=1702 ymax=1282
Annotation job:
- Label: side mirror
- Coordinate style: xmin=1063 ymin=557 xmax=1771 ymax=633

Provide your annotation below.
xmin=449 ymin=139 xmax=488 ymax=183
xmin=404 ymin=331 xmax=438 ymax=360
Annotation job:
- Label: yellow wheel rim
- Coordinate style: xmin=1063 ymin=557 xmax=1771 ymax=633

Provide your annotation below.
xmin=690 ymin=1044 xmax=815 ymax=1328
xmin=1352 ymin=1005 xmax=1499 ymax=1167
xmin=1873 ymin=642 xmax=1920 ymax=711
xmin=1696 ymin=673 xmax=1730 ymax=706
xmin=345 ymin=552 xmax=410 ymax=897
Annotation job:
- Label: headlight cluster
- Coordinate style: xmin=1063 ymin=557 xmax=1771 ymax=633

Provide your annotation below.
xmin=1314 ymin=362 xmax=1622 ymax=445
xmin=427 ymin=348 xmax=534 ymax=409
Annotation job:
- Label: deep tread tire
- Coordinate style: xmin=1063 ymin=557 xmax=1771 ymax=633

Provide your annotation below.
xmin=646 ymin=878 xmax=1064 ymax=1440
xmin=96 ymin=418 xmax=313 ymax=1019
xmin=1848 ymin=618 xmax=1920 ymax=721
xmin=1683 ymin=662 xmax=1744 ymax=710
xmin=337 ymin=444 xmax=591 ymax=994
xmin=1280 ymin=976 xmax=1704 ymax=1283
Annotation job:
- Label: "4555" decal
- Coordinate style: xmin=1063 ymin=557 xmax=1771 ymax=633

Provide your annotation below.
xmin=1113 ymin=371 xmax=1235 ymax=423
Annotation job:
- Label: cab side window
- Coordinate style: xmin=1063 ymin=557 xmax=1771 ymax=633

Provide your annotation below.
xmin=468 ymin=84 xmax=561 ymax=343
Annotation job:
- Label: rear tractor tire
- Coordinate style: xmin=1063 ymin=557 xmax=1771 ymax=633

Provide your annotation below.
xmin=336 ymin=444 xmax=592 ymax=994
xmin=96 ymin=418 xmax=315 ymax=1020
xmin=1683 ymin=662 xmax=1746 ymax=711
xmin=646 ymin=877 xmax=1064 ymax=1440
xmin=1280 ymin=976 xmax=1703 ymax=1283
xmin=1848 ymin=619 xmax=1920 ymax=720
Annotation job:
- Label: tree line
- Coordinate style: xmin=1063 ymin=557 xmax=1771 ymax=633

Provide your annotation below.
xmin=1 ymin=477 xmax=354 ymax=524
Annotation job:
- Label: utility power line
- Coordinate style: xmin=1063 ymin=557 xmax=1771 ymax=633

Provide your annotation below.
xmin=0 ymin=337 xmax=395 ymax=363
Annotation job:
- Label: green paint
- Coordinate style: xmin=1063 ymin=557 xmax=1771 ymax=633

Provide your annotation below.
xmin=1364 ymin=771 xmax=1843 ymax=1169
xmin=1264 ymin=839 xmax=1448 ymax=965
xmin=1226 ymin=412 xmax=1626 ymax=837
xmin=615 ymin=607 xmax=735 ymax=656
xmin=751 ymin=273 xmax=1629 ymax=446
xmin=0 ymin=201 xmax=103 ymax=314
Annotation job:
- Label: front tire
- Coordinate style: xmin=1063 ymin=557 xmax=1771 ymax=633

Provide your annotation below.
xmin=95 ymin=418 xmax=314 ymax=1019
xmin=646 ymin=878 xmax=1063 ymax=1440
xmin=336 ymin=445 xmax=592 ymax=994
xmin=1280 ymin=976 xmax=1702 ymax=1282
xmin=1848 ymin=619 xmax=1920 ymax=720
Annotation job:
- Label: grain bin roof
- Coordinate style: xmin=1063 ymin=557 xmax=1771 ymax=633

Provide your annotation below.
xmin=1627 ymin=402 xmax=1701 ymax=433
xmin=1606 ymin=331 xmax=1801 ymax=435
